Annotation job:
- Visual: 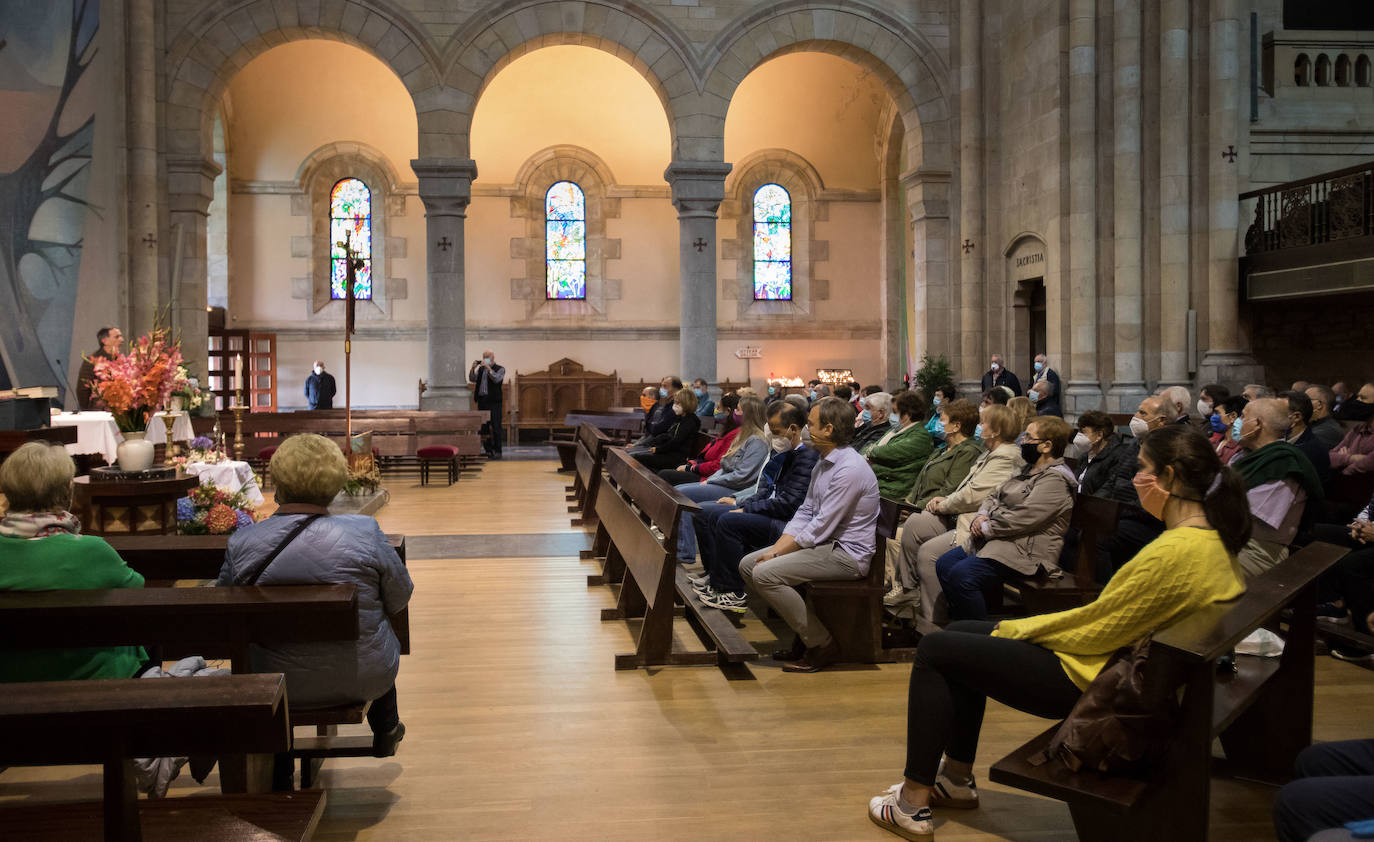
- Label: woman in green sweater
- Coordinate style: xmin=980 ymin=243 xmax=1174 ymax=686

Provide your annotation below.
xmin=0 ymin=442 xmax=147 ymax=683
xmin=868 ymin=426 xmax=1250 ymax=841
xmin=865 ymin=390 xmax=935 ymax=500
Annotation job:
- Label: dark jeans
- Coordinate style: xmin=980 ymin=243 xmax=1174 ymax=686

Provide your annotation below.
xmin=695 ymin=508 xmax=783 ymax=593
xmin=934 ymin=547 xmax=1026 ymax=621
xmin=478 ymin=402 xmax=503 ymax=454
xmin=1273 ymin=739 xmax=1374 ymax=842
xmin=658 ymin=469 xmax=700 ymax=486
xmin=1332 ymin=546 xmax=1374 ymax=638
xmin=905 ymin=621 xmax=1081 ymax=785
xmin=1109 ymin=513 xmax=1164 ymax=573
xmin=635 ymin=451 xmax=688 ymax=471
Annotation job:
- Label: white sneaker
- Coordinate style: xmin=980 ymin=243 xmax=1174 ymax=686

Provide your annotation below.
xmin=884 ymin=586 xmax=920 ymax=609
xmin=699 ymin=589 xmax=748 ymax=613
xmin=688 ymin=572 xmax=710 ymax=586
xmin=932 ymin=761 xmax=978 ymax=809
xmin=868 ymin=786 xmax=934 ymax=841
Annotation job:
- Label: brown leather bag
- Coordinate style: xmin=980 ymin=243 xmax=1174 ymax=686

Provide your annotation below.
xmin=1036 ymin=636 xmax=1181 ymax=774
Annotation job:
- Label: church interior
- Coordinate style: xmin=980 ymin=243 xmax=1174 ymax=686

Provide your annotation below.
xmin=1 ymin=0 xmax=1374 ymax=839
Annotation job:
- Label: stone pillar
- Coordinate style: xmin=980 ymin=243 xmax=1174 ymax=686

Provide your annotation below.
xmin=665 ymin=162 xmax=732 ymax=384
xmin=1198 ymin=0 xmax=1261 ymax=385
xmin=127 ymin=0 xmax=160 ymax=338
xmin=903 ymin=168 xmax=953 ymax=386
xmin=957 ymin=0 xmax=985 ymax=398
xmin=1108 ymin=0 xmax=1150 ymax=412
xmin=1065 ymin=0 xmax=1103 ymax=415
xmin=165 ymin=156 xmax=221 ymax=380
xmin=1158 ymin=0 xmax=1191 ymax=385
xmin=412 ymin=158 xmax=478 ymax=410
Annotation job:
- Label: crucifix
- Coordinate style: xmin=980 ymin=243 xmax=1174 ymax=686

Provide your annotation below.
xmin=693 ymin=237 xmax=708 ymax=252
xmin=336 ymin=231 xmax=365 ymax=451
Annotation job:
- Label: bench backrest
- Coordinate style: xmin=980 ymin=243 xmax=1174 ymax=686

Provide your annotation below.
xmin=597 ymin=448 xmax=701 ymax=611
xmin=1070 ymin=494 xmax=1121 ymax=587
xmin=574 ymin=423 xmax=613 ymax=499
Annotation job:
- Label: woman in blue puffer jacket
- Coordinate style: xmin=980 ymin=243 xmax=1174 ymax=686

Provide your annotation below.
xmin=219 ymin=433 xmax=413 ymax=763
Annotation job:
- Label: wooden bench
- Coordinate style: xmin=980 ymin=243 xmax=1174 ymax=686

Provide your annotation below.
xmin=0 ymin=674 xmax=325 ymax=841
xmin=566 ymin=423 xmax=613 ymax=530
xmin=554 ymin=411 xmax=643 ymax=470
xmin=989 ymin=541 xmax=1348 ymax=842
xmin=801 ymin=498 xmax=903 ymax=664
xmin=590 ymin=448 xmax=757 ymax=675
xmin=1003 ymin=494 xmax=1122 ymax=616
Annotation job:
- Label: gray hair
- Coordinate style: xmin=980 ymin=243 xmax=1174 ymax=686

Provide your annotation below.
xmin=0 ymin=442 xmax=76 ymax=512
xmin=783 ymin=394 xmax=809 ymax=412
xmin=865 ymin=391 xmax=894 ymax=415
xmin=271 ymin=434 xmax=348 ymax=506
xmin=1163 ymin=385 xmax=1191 ymax=415
xmin=1244 ymin=383 xmax=1274 ymax=399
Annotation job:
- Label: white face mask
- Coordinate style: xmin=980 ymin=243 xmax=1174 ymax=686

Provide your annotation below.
xmin=770 ymin=434 xmax=792 ymax=453
xmin=313 ymin=366 xmax=323 ymax=375
xmin=990 ymin=362 xmax=1000 ymax=372
xmin=1196 ymin=399 xmax=1212 ymax=418
xmin=1129 ymin=416 xmax=1151 ymax=439
xmin=1073 ymin=432 xmax=1090 ymax=452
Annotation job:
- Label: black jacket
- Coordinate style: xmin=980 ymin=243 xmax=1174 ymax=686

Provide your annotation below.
xmin=1077 ymin=435 xmax=1140 ymax=506
xmin=305 ymin=371 xmax=337 ymax=410
xmin=646 ymin=411 xmax=700 ymax=459
xmin=468 ymin=361 xmax=506 ymax=408
xmin=743 ymin=445 xmax=821 ymax=521
xmin=645 ymin=401 xmax=675 ymax=437
xmin=1291 ymin=427 xmax=1332 ymax=486
xmin=981 ymin=368 xmax=1023 ymax=396
xmin=1030 ymin=368 xmax=1063 ymax=417
xmin=76 ymin=348 xmax=114 ymax=410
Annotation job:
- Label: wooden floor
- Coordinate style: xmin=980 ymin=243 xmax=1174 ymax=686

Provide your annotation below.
xmin=4 ymin=452 xmax=1373 ymax=840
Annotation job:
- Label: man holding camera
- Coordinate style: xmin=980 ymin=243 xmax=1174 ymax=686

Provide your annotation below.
xmin=469 ymin=350 xmax=507 ymax=459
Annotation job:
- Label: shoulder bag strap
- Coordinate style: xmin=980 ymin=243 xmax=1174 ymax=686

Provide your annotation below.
xmin=235 ymin=514 xmax=323 ymax=586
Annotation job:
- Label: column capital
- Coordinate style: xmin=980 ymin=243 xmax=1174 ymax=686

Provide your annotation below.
xmin=411 ymin=158 xmax=478 ymax=216
xmin=664 ymin=161 xmax=732 ymax=217
xmin=165 ymin=155 xmax=221 ymax=213
xmin=900 ymin=167 xmax=951 ymax=219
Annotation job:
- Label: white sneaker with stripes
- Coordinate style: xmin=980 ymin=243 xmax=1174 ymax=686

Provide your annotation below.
xmin=868 ymin=785 xmax=934 ymax=841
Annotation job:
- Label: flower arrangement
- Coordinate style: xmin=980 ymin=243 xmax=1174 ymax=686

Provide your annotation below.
xmin=170 ymin=367 xmax=210 ymax=412
xmin=172 ymin=435 xmax=229 ymax=467
xmin=90 ymin=326 xmax=190 ymax=433
xmin=176 ymin=481 xmax=259 ymax=535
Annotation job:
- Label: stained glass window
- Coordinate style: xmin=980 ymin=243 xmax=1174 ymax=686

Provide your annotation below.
xmin=545 ymin=181 xmax=586 ymax=300
xmin=330 ymin=177 xmax=372 ymax=300
xmin=753 ymin=183 xmax=792 ymax=301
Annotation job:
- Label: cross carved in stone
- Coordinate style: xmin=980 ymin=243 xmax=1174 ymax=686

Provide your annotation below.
xmin=437 ymin=236 xmax=452 ymax=252
xmin=1221 ymin=145 xmax=1238 ymax=163
xmin=961 ymin=239 xmax=975 ymax=254
xmin=142 ymin=233 xmax=157 ymax=249
xmin=693 ymin=237 xmax=708 ymax=253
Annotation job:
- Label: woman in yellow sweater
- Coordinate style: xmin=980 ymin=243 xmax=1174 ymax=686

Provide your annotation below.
xmin=868 ymin=425 xmax=1250 ymax=841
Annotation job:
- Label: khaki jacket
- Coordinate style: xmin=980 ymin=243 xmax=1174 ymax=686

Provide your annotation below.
xmin=942 ymin=443 xmax=1024 ymax=542
xmin=971 ymin=460 xmax=1078 ymax=575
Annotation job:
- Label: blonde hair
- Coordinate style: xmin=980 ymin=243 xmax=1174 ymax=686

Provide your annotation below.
xmin=980 ymin=405 xmax=1019 ymax=445
xmin=725 ymin=396 xmax=768 ymax=458
xmin=674 ymin=387 xmax=699 ymax=414
xmin=0 ymin=442 xmax=76 ymax=512
xmin=271 ymin=434 xmax=348 ymax=506
xmin=735 ymin=386 xmax=758 ymax=398
xmin=1007 ymin=396 xmax=1035 ymax=434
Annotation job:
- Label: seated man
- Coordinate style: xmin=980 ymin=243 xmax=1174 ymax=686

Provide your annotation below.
xmin=692 ymin=378 xmax=715 ymax=417
xmin=1280 ymin=389 xmax=1332 ymax=486
xmin=852 ymin=391 xmax=898 ymax=453
xmin=1306 ymin=384 xmax=1346 ymax=450
xmin=933 ymin=417 xmax=1078 ymax=621
xmin=1129 ymin=394 xmax=1175 ymax=440
xmin=630 ymin=376 xmax=684 ymax=450
xmin=1197 ymin=384 xmax=1231 ymax=437
xmin=1158 ymin=385 xmax=1193 ymax=425
xmin=1074 ymin=410 xmax=1160 ymax=573
xmin=1232 ymin=397 xmax=1325 ymax=577
xmin=864 ymin=390 xmax=935 ymax=499
xmin=739 ymin=397 xmax=879 ymax=673
xmin=691 ymin=402 xmax=819 ymax=612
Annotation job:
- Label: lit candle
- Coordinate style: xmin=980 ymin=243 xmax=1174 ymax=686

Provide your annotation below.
xmin=234 ymin=354 xmax=243 ymax=393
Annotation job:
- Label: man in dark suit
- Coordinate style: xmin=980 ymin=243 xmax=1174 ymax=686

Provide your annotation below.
xmin=305 ymin=360 xmax=337 ymax=410
xmin=76 ymin=325 xmax=123 ymax=409
xmin=1028 ymin=353 xmax=1063 ymax=417
xmin=469 ymin=350 xmax=507 ymax=458
xmin=979 ymin=353 xmax=1022 ymax=396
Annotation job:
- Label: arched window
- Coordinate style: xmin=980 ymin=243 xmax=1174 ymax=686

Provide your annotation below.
xmin=1336 ymin=54 xmax=1352 ymax=86
xmin=330 ymin=177 xmax=372 ymax=300
xmin=1356 ymin=55 xmax=1371 ymax=87
xmin=1295 ymin=53 xmax=1311 ymax=86
xmin=752 ymin=183 xmax=792 ymax=301
xmin=545 ymin=181 xmax=586 ymax=300
xmin=1315 ymin=54 xmax=1331 ymax=86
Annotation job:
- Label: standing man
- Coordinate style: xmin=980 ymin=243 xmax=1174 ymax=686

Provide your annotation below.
xmin=77 ymin=326 xmax=124 ymax=410
xmin=980 ymin=353 xmax=1022 ymax=396
xmin=469 ymin=350 xmax=507 ymax=459
xmin=1027 ymin=353 xmax=1062 ymax=417
xmin=305 ymin=361 xmax=337 ymax=410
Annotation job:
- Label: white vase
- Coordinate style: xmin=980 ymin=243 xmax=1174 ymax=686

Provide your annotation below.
xmin=117 ymin=431 xmax=156 ymax=472
xmin=169 ymin=396 xmax=184 ymax=412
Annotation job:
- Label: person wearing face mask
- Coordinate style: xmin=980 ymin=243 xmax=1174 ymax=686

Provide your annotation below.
xmin=1128 ymin=395 xmax=1174 ymax=441
xmin=468 ymin=350 xmax=507 ymax=458
xmin=930 ymin=417 xmax=1079 ymax=622
xmin=630 ymin=376 xmax=684 ymax=451
xmin=1232 ymin=397 xmax=1325 ymax=577
xmin=867 ymin=426 xmax=1249 ymax=841
xmin=864 ymin=391 xmax=936 ymax=499
xmin=738 ymin=397 xmax=880 ymax=672
xmin=853 ymin=392 xmax=898 ymax=453
xmin=1279 ymin=390 xmax=1332 ymax=486
xmin=1215 ymin=395 xmax=1249 ymax=466
xmin=886 ymin=405 xmax=1024 ymax=618
xmin=926 ymin=385 xmax=958 ymax=445
xmin=633 ymin=387 xmax=701 ymax=470
xmin=1026 ymin=354 xmax=1063 ymax=417
xmin=1304 ymin=384 xmax=1345 ymax=450
xmin=980 ymin=353 xmax=1022 ymax=396
xmin=1197 ymin=384 xmax=1231 ymax=439
xmin=638 ymin=386 xmax=659 ymax=417
xmin=305 ymin=359 xmax=337 ymax=411
xmin=690 ymin=402 xmax=821 ymax=612
xmin=808 ymin=382 xmax=833 ymax=405
xmin=1325 ymin=383 xmax=1374 ymax=519
xmin=691 ymin=378 xmax=715 ymax=417
xmin=1071 ymin=411 xmax=1163 ymax=576
xmin=1336 ymin=381 xmax=1374 ymax=423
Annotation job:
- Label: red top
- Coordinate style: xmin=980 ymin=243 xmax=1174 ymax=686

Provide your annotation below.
xmin=689 ymin=427 xmax=741 ymax=476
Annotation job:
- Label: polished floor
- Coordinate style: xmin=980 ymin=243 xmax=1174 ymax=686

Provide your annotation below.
xmin=3 ymin=455 xmax=1372 ymax=840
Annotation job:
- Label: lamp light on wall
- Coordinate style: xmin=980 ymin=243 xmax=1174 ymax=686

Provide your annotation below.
xmin=816 ymin=369 xmax=854 ymax=387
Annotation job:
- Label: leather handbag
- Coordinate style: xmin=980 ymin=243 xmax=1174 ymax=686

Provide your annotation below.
xmin=1036 ymin=636 xmax=1180 ymax=774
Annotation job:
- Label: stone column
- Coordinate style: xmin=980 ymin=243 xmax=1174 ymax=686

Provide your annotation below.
xmin=1108 ymin=0 xmax=1150 ymax=412
xmin=957 ymin=0 xmax=985 ymax=398
xmin=665 ymin=162 xmax=732 ymax=384
xmin=1198 ymin=0 xmax=1261 ymax=385
xmin=1064 ymin=0 xmax=1103 ymax=415
xmin=127 ymin=0 xmax=160 ymax=338
xmin=903 ymin=168 xmax=953 ymax=385
xmin=412 ymin=158 xmax=478 ymax=410
xmin=1158 ymin=0 xmax=1191 ymax=385
xmin=165 ymin=156 xmax=221 ymax=380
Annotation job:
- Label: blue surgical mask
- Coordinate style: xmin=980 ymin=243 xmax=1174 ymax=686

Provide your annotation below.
xmin=930 ymin=416 xmax=945 ymax=436
xmin=1028 ymin=390 xmax=1040 ymax=404
xmin=658 ymin=388 xmax=668 ymax=398
xmin=932 ymin=395 xmax=942 ymax=408
xmin=1209 ymin=413 xmax=1226 ymax=434
xmin=1230 ymin=416 xmax=1244 ymax=442
xmin=694 ymin=387 xmax=704 ymax=398
xmin=861 ymin=409 xmax=872 ymax=424
xmin=1034 ymin=361 xmax=1044 ymax=373
xmin=809 ymin=390 xmax=817 ymax=401
xmin=975 ymin=423 xmax=984 ymax=439
xmin=768 ymin=386 xmax=776 ymax=395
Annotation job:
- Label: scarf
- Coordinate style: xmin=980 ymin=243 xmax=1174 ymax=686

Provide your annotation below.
xmin=0 ymin=510 xmax=82 ymax=539
xmin=1233 ymin=441 xmax=1325 ymax=501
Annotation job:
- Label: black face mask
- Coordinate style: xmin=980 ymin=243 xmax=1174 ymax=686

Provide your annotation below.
xmin=1020 ymin=442 xmax=1043 ymax=465
xmin=1339 ymin=399 xmax=1374 ymax=422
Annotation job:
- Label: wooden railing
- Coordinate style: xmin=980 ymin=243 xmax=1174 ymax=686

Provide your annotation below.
xmin=1242 ymin=160 xmax=1374 ymax=255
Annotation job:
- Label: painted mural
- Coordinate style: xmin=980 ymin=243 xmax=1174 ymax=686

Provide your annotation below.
xmin=0 ymin=1 xmax=98 ymax=399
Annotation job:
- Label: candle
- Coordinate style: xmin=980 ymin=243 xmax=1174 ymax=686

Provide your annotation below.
xmin=234 ymin=354 xmax=243 ymax=393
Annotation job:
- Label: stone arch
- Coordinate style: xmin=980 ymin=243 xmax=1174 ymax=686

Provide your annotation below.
xmin=164 ymin=0 xmax=444 ymax=160
xmin=700 ymin=2 xmax=951 ymax=171
xmin=441 ymin=0 xmax=695 ymax=160
xmin=296 ymin=141 xmax=408 ymax=195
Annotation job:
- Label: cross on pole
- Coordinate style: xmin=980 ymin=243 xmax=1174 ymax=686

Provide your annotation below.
xmin=1221 ymin=145 xmax=1237 ymax=162
xmin=436 ymin=236 xmax=452 ymax=252
xmin=142 ymin=233 xmax=157 ymax=249
xmin=693 ymin=237 xmax=708 ymax=252
xmin=961 ymin=239 xmax=975 ymax=254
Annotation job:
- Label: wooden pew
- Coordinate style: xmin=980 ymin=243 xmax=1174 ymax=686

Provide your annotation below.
xmin=553 ymin=411 xmax=641 ymax=470
xmin=988 ymin=541 xmax=1347 ymax=842
xmin=566 ymin=423 xmax=613 ymax=531
xmin=801 ymin=498 xmax=903 ymax=664
xmin=1004 ymin=494 xmax=1122 ymax=616
xmin=0 ymin=674 xmax=325 ymax=842
xmin=591 ymin=448 xmax=757 ymax=675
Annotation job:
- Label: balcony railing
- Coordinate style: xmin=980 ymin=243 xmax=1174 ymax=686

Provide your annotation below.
xmin=1242 ymin=161 xmax=1374 ymax=256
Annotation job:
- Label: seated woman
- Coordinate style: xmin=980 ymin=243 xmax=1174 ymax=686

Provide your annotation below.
xmin=657 ymin=398 xmax=740 ymax=488
xmin=906 ymin=400 xmax=983 ymax=511
xmin=1006 ymin=396 xmax=1035 ymax=444
xmin=887 ymin=406 xmax=1023 ymax=619
xmin=868 ymin=425 xmax=1250 ymax=840
xmin=926 ymin=385 xmax=958 ymax=444
xmin=665 ymin=396 xmax=770 ymax=562
xmin=218 ymin=433 xmax=413 ymax=759
xmin=633 ymin=388 xmax=702 ymax=471
xmin=0 ymin=442 xmax=148 ymax=683
xmin=933 ymin=416 xmax=1078 ymax=621
xmin=864 ymin=390 xmax=935 ymax=499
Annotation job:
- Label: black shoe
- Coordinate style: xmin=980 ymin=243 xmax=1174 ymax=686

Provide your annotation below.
xmin=772 ymin=635 xmax=806 ymax=663
xmin=782 ymin=640 xmax=843 ymax=673
xmin=373 ymin=721 xmax=406 ymax=757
